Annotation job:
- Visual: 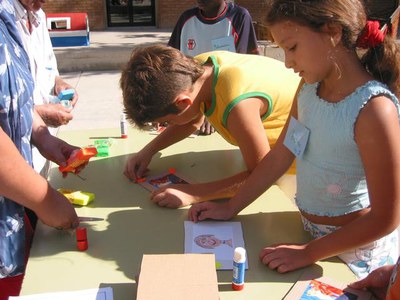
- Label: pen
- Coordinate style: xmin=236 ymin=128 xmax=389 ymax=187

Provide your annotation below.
xmin=78 ymin=216 xmax=104 ymax=222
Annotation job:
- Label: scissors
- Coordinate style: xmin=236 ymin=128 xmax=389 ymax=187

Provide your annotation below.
xmin=78 ymin=216 xmax=104 ymax=222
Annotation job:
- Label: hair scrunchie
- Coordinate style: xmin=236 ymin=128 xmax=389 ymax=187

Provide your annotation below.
xmin=356 ymin=20 xmax=387 ymax=49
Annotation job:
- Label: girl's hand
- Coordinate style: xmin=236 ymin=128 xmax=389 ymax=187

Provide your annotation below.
xmin=151 ymin=184 xmax=198 ymax=208
xmin=36 ymin=103 xmax=73 ymax=127
xmin=38 ymin=136 xmax=80 ymax=167
xmin=259 ymin=243 xmax=314 ymax=273
xmin=188 ymin=201 xmax=236 ymax=222
xmin=35 ymin=188 xmax=79 ymax=230
xmin=54 ymin=77 xmax=79 ymax=107
xmin=348 ymin=265 xmax=395 ymax=299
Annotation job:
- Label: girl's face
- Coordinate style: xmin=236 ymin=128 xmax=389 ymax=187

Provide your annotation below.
xmin=270 ymin=20 xmax=335 ymax=84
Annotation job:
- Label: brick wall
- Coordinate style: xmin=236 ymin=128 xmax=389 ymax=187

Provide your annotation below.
xmin=236 ymin=0 xmax=270 ymax=24
xmin=158 ymin=0 xmax=269 ymax=29
xmin=43 ymin=0 xmax=106 ymax=30
xmin=156 ymin=0 xmax=193 ymax=28
xmin=42 ymin=0 xmax=270 ymax=31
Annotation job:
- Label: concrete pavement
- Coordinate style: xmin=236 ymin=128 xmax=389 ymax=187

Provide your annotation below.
xmin=54 ymin=28 xmax=172 ymax=73
xmin=56 ymin=28 xmax=171 ymax=132
xmin=59 ymin=70 xmax=124 ymax=132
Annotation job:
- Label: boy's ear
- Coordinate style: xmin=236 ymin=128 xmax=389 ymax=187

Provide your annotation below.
xmin=174 ymin=94 xmax=193 ymax=111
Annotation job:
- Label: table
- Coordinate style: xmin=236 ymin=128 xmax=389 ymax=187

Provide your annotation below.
xmin=21 ymin=127 xmax=358 ymax=299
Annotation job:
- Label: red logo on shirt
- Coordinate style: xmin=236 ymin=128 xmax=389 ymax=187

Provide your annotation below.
xmin=187 ymin=39 xmax=196 ymax=50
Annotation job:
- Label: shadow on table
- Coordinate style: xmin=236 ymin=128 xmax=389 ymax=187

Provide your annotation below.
xmin=31 ymin=208 xmax=338 ymax=298
xmin=47 ymin=149 xmax=245 ymax=209
xmin=39 ymin=148 xmax=347 ymax=298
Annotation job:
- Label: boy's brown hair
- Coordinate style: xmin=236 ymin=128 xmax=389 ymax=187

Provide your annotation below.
xmin=120 ymin=44 xmax=205 ymax=128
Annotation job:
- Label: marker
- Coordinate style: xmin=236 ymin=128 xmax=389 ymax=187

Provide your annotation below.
xmin=120 ymin=113 xmax=128 ymax=138
xmin=78 ymin=216 xmax=104 ymax=222
xmin=232 ymin=247 xmax=246 ymax=291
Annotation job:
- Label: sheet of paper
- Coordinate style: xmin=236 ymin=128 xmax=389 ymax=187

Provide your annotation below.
xmin=9 ymin=287 xmax=113 ymax=300
xmin=284 ymin=116 xmax=310 ymax=158
xmin=184 ymin=221 xmax=247 ymax=270
xmin=211 ymin=36 xmax=235 ymax=52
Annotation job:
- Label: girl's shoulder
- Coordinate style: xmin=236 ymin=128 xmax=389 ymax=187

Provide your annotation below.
xmin=354 ymin=80 xmax=398 ymax=105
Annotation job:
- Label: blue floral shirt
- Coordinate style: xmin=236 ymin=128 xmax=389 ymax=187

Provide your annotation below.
xmin=0 ymin=0 xmax=34 ymax=278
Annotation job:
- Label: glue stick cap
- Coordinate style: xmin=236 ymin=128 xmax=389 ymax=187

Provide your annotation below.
xmin=233 ymin=247 xmax=246 ymax=263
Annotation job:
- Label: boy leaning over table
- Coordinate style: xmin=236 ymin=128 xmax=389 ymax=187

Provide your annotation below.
xmin=120 ymin=44 xmax=301 ymax=209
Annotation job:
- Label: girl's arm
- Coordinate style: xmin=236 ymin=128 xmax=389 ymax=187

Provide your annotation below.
xmin=152 ymin=80 xmax=305 ymax=208
xmin=0 ymin=127 xmax=78 ymax=229
xmin=151 ymin=97 xmax=273 ymax=207
xmin=31 ymin=109 xmax=83 ymax=172
xmin=260 ymin=95 xmax=400 ymax=273
xmin=187 ymin=97 xmax=298 ymax=219
xmin=310 ymin=95 xmax=400 ymax=259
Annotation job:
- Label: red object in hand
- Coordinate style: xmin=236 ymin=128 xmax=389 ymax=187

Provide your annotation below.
xmin=76 ymin=227 xmax=88 ymax=251
xmin=136 ymin=177 xmax=146 ymax=183
xmin=59 ymin=147 xmax=98 ymax=173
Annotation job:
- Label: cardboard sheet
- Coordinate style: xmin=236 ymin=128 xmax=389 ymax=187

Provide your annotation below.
xmin=137 ymin=254 xmax=219 ymax=300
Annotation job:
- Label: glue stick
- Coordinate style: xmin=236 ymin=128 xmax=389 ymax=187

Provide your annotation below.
xmin=120 ymin=113 xmax=128 ymax=138
xmin=76 ymin=227 xmax=88 ymax=251
xmin=232 ymin=247 xmax=246 ymax=291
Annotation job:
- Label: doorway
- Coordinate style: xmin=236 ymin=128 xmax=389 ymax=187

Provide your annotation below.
xmin=106 ymin=0 xmax=155 ymax=27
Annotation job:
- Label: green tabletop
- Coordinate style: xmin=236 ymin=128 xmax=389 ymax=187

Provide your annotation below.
xmin=21 ymin=127 xmax=357 ymax=299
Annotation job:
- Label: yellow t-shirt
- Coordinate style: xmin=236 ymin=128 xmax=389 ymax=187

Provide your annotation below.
xmin=195 ymin=51 xmax=301 ymax=174
xmin=195 ymin=51 xmax=301 ymax=148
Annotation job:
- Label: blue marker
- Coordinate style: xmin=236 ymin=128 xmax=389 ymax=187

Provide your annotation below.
xmin=232 ymin=247 xmax=246 ymax=291
xmin=58 ymin=89 xmax=75 ymax=100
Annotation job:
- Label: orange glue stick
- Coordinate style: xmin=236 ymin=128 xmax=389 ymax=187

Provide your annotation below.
xmin=59 ymin=147 xmax=98 ymax=173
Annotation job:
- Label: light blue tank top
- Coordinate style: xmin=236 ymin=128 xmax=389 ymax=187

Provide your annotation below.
xmin=295 ymin=81 xmax=400 ymax=216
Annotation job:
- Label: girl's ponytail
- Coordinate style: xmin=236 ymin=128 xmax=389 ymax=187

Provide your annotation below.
xmin=359 ymin=22 xmax=400 ymax=97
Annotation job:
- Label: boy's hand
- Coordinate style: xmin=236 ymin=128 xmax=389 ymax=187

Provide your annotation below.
xmin=124 ymin=151 xmax=152 ymax=181
xmin=348 ymin=265 xmax=395 ymax=299
xmin=150 ymin=185 xmax=197 ymax=208
xmin=199 ymin=119 xmax=215 ymax=135
xmin=259 ymin=243 xmax=313 ymax=273
xmin=188 ymin=201 xmax=235 ymax=222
